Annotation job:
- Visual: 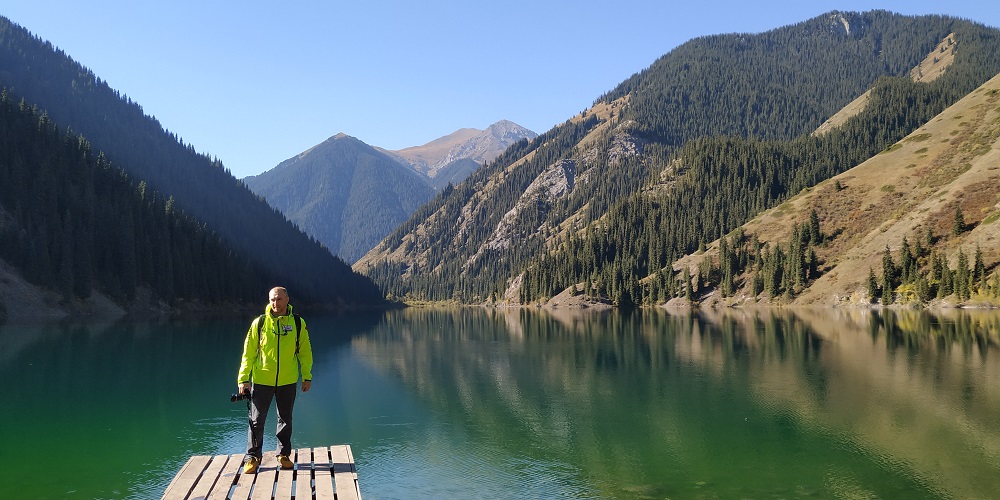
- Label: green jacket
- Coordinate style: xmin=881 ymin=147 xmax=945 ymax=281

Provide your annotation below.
xmin=237 ymin=304 xmax=313 ymax=386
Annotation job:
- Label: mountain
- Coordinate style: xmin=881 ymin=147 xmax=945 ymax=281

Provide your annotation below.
xmin=0 ymin=90 xmax=276 ymax=321
xmin=244 ymin=134 xmax=436 ymax=264
xmin=677 ymin=70 xmax=1000 ymax=307
xmin=0 ymin=16 xmax=383 ymax=308
xmin=424 ymin=158 xmax=481 ymax=191
xmin=354 ymin=11 xmax=1000 ymax=306
xmin=245 ymin=121 xmax=536 ymax=264
xmin=382 ymin=120 xmax=538 ymax=188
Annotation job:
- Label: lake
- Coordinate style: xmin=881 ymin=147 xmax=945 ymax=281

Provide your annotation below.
xmin=2 ymin=307 xmax=999 ymax=499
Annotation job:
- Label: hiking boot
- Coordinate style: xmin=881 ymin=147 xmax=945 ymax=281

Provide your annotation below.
xmin=277 ymin=454 xmax=294 ymax=470
xmin=243 ymin=456 xmax=260 ymax=474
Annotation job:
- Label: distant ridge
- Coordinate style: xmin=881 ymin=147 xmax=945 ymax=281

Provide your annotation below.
xmin=381 ymin=120 xmax=537 ymax=188
xmin=244 ymin=134 xmax=435 ymax=264
xmin=247 ymin=121 xmax=536 ymax=263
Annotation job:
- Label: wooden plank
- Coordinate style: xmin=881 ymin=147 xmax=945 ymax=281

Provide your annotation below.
xmin=163 ymin=455 xmax=211 ymax=500
xmin=294 ymin=447 xmax=313 ymax=500
xmin=165 ymin=444 xmax=358 ymax=500
xmin=230 ymin=455 xmax=258 ymax=500
xmin=207 ymin=454 xmax=244 ymax=500
xmin=313 ymin=446 xmax=336 ymax=500
xmin=274 ymin=452 xmax=294 ymax=500
xmin=187 ymin=454 xmax=230 ymax=499
xmin=330 ymin=445 xmax=361 ymax=500
xmin=250 ymin=453 xmax=277 ymax=500
xmin=161 ymin=456 xmax=196 ymax=499
xmin=346 ymin=445 xmax=361 ymax=500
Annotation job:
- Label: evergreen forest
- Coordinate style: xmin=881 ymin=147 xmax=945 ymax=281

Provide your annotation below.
xmin=0 ymin=16 xmax=384 ymax=309
xmin=0 ymin=90 xmax=274 ymax=319
xmin=361 ymin=11 xmax=1000 ymax=307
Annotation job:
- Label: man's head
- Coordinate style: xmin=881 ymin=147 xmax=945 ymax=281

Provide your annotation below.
xmin=269 ymin=287 xmax=289 ymax=315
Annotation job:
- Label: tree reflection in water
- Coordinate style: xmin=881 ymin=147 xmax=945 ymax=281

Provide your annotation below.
xmin=351 ymin=307 xmax=1000 ymax=498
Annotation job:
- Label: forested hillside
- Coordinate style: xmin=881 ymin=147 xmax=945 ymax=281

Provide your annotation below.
xmin=674 ymin=71 xmax=1000 ymax=307
xmin=0 ymin=90 xmax=273 ymax=321
xmin=0 ymin=16 xmax=382 ymax=307
xmin=356 ymin=11 xmax=1000 ymax=306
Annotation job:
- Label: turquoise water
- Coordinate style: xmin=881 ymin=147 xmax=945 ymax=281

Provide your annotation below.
xmin=2 ymin=308 xmax=999 ymax=498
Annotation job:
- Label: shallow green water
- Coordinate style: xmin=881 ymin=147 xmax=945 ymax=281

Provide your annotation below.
xmin=2 ymin=308 xmax=999 ymax=498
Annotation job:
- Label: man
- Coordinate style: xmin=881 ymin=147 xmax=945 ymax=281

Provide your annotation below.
xmin=237 ymin=286 xmax=313 ymax=474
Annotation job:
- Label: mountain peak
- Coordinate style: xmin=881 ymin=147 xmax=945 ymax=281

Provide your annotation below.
xmin=484 ymin=120 xmax=536 ymax=142
xmin=385 ymin=120 xmax=537 ymax=180
xmin=286 ymin=132 xmax=360 ymax=164
xmin=245 ymin=132 xmax=435 ymax=263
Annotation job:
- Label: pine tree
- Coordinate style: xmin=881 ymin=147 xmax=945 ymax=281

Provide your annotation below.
xmin=916 ymin=274 xmax=931 ymax=302
xmin=867 ymin=267 xmax=880 ymax=303
xmin=881 ymin=246 xmax=898 ymax=294
xmin=973 ymin=245 xmax=986 ymax=293
xmin=899 ymin=237 xmax=913 ymax=283
xmin=938 ymin=262 xmax=953 ymax=298
xmin=809 ymin=209 xmax=822 ymax=245
xmin=953 ymin=205 xmax=966 ymax=235
xmin=955 ymin=249 xmax=970 ymax=300
xmin=682 ymin=267 xmax=693 ymax=301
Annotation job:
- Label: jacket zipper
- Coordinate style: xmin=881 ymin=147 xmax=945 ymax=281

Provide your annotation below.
xmin=275 ymin=315 xmax=281 ymax=386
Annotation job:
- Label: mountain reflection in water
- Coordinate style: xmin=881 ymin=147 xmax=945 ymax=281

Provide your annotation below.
xmin=3 ymin=308 xmax=999 ymax=498
xmin=349 ymin=307 xmax=1000 ymax=499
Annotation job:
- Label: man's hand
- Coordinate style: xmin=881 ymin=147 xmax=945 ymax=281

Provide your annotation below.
xmin=238 ymin=382 xmax=251 ymax=396
xmin=302 ymin=381 xmax=311 ymax=392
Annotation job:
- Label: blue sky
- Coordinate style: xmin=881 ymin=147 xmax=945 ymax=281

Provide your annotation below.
xmin=3 ymin=1 xmax=998 ymax=178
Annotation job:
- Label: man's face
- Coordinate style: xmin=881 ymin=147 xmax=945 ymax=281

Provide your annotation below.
xmin=269 ymin=289 xmax=289 ymax=315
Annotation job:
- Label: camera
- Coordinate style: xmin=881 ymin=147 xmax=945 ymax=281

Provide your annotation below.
xmin=231 ymin=389 xmax=251 ymax=402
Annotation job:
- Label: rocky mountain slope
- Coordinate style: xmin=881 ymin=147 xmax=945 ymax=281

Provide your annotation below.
xmin=354 ymin=11 xmax=1000 ymax=306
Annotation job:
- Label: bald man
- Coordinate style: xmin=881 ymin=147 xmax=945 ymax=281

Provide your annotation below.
xmin=237 ymin=287 xmax=313 ymax=474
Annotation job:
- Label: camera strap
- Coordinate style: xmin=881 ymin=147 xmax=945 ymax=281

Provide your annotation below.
xmin=255 ymin=313 xmax=302 ymax=354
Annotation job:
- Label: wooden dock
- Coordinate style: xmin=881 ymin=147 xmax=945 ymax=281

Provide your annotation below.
xmin=162 ymin=445 xmax=361 ymax=500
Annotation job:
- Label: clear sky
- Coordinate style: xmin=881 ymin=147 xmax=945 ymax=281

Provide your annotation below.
xmin=3 ymin=1 xmax=998 ymax=178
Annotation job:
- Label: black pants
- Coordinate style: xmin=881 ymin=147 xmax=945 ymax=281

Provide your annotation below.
xmin=247 ymin=383 xmax=297 ymax=458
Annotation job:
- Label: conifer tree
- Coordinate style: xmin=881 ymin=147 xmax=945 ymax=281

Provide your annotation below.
xmin=882 ymin=246 xmax=898 ymax=296
xmin=867 ymin=267 xmax=880 ymax=303
xmin=899 ymin=237 xmax=914 ymax=283
xmin=682 ymin=267 xmax=693 ymax=301
xmin=955 ymin=249 xmax=970 ymax=300
xmin=953 ymin=206 xmax=966 ymax=235
xmin=973 ymin=245 xmax=986 ymax=293
xmin=938 ymin=262 xmax=953 ymax=298
xmin=809 ymin=209 xmax=822 ymax=245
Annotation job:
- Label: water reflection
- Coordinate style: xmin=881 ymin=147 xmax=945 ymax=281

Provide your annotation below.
xmin=0 ymin=318 xmax=249 ymax=498
xmin=3 ymin=308 xmax=1000 ymax=498
xmin=353 ymin=307 xmax=1000 ymax=499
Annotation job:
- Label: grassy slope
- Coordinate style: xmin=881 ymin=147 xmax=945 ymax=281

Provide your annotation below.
xmin=680 ymin=70 xmax=1000 ymax=306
